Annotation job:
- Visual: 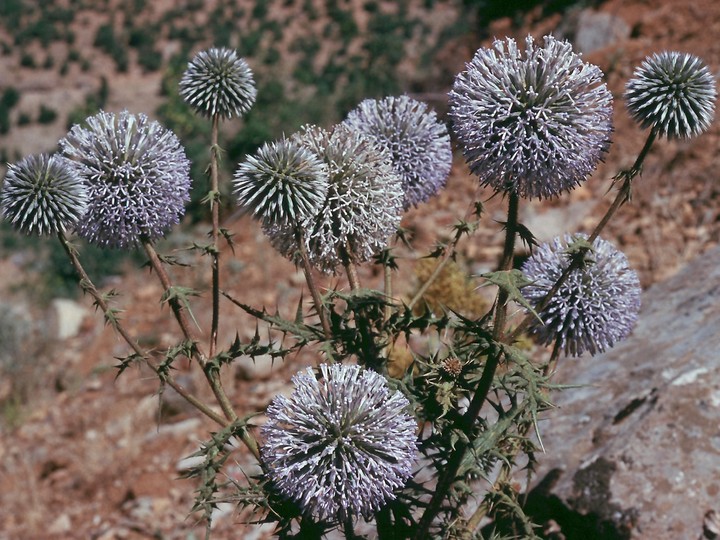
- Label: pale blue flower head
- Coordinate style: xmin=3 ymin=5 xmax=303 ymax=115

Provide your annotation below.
xmin=233 ymin=137 xmax=328 ymax=227
xmin=521 ymin=233 xmax=641 ymax=357
xmin=261 ymin=363 xmax=418 ymax=522
xmin=344 ymin=95 xmax=452 ymax=209
xmin=266 ymin=124 xmax=404 ymax=273
xmin=1 ymin=153 xmax=87 ymax=236
xmin=449 ymin=35 xmax=613 ymax=199
xmin=625 ymin=51 xmax=716 ymax=139
xmin=179 ymin=47 xmax=256 ymax=119
xmin=59 ymin=110 xmax=191 ymax=249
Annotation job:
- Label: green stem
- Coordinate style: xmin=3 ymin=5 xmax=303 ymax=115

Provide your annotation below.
xmin=296 ymin=228 xmax=331 ymax=340
xmin=209 ymin=113 xmax=221 ymax=359
xmin=57 ymin=232 xmax=229 ymax=428
xmin=414 ymin=192 xmax=520 ymax=538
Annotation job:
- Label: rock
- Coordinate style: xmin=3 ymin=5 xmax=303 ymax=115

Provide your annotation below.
xmin=52 ymin=298 xmax=87 ymax=339
xmin=48 ymin=513 xmax=72 ymax=535
xmin=526 ymin=245 xmax=720 ymax=538
xmin=559 ymin=9 xmax=630 ymax=54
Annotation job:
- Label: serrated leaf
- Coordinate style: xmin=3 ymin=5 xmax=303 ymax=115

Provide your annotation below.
xmin=479 ymin=269 xmax=543 ymax=324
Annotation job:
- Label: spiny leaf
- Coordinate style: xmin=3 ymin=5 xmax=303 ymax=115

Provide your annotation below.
xmin=479 ymin=269 xmax=543 ymax=324
xmin=114 ymin=351 xmax=144 ymax=378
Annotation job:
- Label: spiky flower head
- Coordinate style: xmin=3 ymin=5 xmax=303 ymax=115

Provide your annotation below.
xmin=1 ymin=153 xmax=87 ymax=236
xmin=59 ymin=110 xmax=191 ymax=249
xmin=521 ymin=233 xmax=641 ymax=357
xmin=343 ymin=95 xmax=452 ymax=209
xmin=261 ymin=363 xmax=418 ymax=522
xmin=449 ymin=34 xmax=613 ymax=199
xmin=625 ymin=51 xmax=717 ymax=139
xmin=266 ymin=124 xmax=404 ymax=273
xmin=233 ymin=137 xmax=328 ymax=227
xmin=179 ymin=47 xmax=256 ymax=119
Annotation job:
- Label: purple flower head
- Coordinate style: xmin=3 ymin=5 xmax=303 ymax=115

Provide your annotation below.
xmin=1 ymin=154 xmax=87 ymax=236
xmin=179 ymin=47 xmax=256 ymax=119
xmin=343 ymin=95 xmax=452 ymax=209
xmin=266 ymin=124 xmax=404 ymax=273
xmin=59 ymin=110 xmax=191 ymax=249
xmin=233 ymin=137 xmax=328 ymax=227
xmin=625 ymin=51 xmax=716 ymax=139
xmin=261 ymin=363 xmax=418 ymax=522
xmin=521 ymin=234 xmax=641 ymax=357
xmin=449 ymin=35 xmax=613 ymax=199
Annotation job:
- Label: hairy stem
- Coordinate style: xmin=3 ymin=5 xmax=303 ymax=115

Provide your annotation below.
xmin=209 ymin=113 xmax=221 ymax=359
xmin=296 ymin=228 xmax=331 ymax=340
xmin=414 ymin=192 xmax=520 ymax=538
xmin=57 ymin=232 xmax=229 ymax=427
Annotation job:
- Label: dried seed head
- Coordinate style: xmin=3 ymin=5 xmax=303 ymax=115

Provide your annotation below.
xmin=521 ymin=234 xmax=642 ymax=357
xmin=625 ymin=51 xmax=717 ymax=139
xmin=344 ymin=95 xmax=452 ymax=209
xmin=179 ymin=47 xmax=256 ymax=119
xmin=261 ymin=363 xmax=418 ymax=522
xmin=449 ymin=35 xmax=613 ymax=199
xmin=60 ymin=110 xmax=191 ymax=249
xmin=1 ymin=153 xmax=87 ymax=236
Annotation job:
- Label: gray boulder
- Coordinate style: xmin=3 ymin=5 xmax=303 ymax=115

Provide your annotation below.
xmin=526 ymin=245 xmax=720 ymax=539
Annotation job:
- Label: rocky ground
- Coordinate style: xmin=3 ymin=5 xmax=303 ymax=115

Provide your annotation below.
xmin=2 ymin=0 xmax=720 ymax=539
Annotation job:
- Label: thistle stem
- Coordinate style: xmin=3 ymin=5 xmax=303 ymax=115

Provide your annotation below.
xmin=384 ymin=263 xmax=393 ymax=322
xmin=56 ymin=232 xmax=229 ymax=428
xmin=296 ymin=228 xmax=332 ymax=340
xmin=209 ymin=113 xmax=221 ymax=359
xmin=414 ymin=192 xmax=520 ymax=538
xmin=340 ymin=242 xmax=361 ymax=290
xmin=141 ymin=241 xmax=242 ymax=430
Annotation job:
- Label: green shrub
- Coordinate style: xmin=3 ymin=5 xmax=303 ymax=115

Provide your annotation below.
xmin=37 ymin=104 xmax=57 ymax=124
xmin=20 ymin=52 xmax=36 ymax=68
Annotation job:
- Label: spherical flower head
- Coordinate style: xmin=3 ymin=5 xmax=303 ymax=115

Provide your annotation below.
xmin=233 ymin=137 xmax=328 ymax=228
xmin=521 ymin=234 xmax=641 ymax=357
xmin=261 ymin=363 xmax=418 ymax=522
xmin=1 ymin=153 xmax=87 ymax=236
xmin=625 ymin=51 xmax=717 ymax=139
xmin=449 ymin=35 xmax=613 ymax=199
xmin=179 ymin=47 xmax=256 ymax=119
xmin=59 ymin=110 xmax=191 ymax=249
xmin=266 ymin=124 xmax=404 ymax=273
xmin=343 ymin=95 xmax=452 ymax=209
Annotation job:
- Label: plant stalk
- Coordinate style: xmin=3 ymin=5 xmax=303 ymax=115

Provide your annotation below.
xmin=56 ymin=232 xmax=229 ymax=428
xmin=209 ymin=113 xmax=221 ymax=359
xmin=414 ymin=192 xmax=520 ymax=538
xmin=141 ymin=240 xmax=240 ymax=426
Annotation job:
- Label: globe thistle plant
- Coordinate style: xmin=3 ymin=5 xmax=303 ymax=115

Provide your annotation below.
xmin=179 ymin=47 xmax=256 ymax=119
xmin=233 ymin=137 xmax=328 ymax=227
xmin=261 ymin=363 xmax=418 ymax=522
xmin=521 ymin=234 xmax=641 ymax=357
xmin=0 ymin=153 xmax=87 ymax=236
xmin=267 ymin=124 xmax=404 ymax=273
xmin=59 ymin=110 xmax=191 ymax=249
xmin=449 ymin=35 xmax=613 ymax=199
xmin=625 ymin=51 xmax=717 ymax=139
xmin=343 ymin=95 xmax=452 ymax=209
